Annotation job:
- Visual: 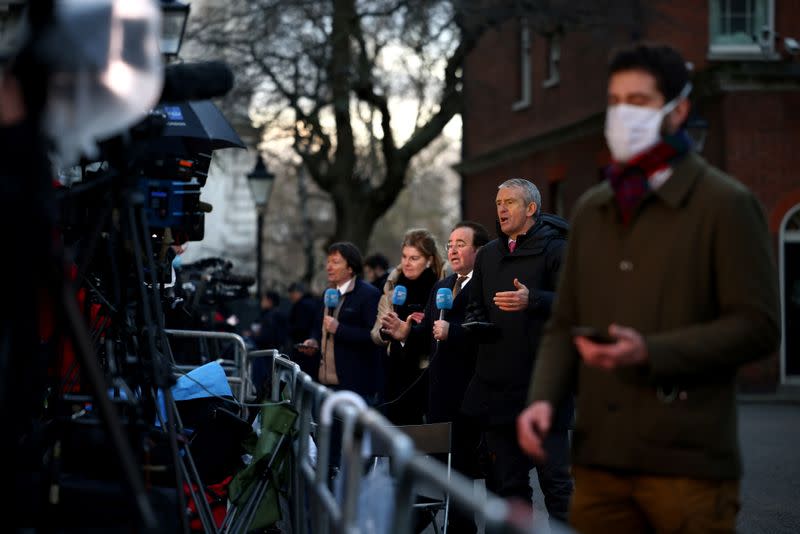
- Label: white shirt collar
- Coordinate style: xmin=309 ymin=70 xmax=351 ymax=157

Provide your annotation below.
xmin=337 ymin=277 xmax=355 ymax=295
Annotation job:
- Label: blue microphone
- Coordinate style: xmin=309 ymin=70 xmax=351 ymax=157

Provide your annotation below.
xmin=391 ymin=285 xmax=407 ymax=311
xmin=324 ymin=288 xmax=339 ymax=310
xmin=323 ymin=288 xmax=339 ymax=345
xmin=433 ymin=287 xmax=454 ymax=349
xmin=435 ymin=287 xmax=454 ymax=321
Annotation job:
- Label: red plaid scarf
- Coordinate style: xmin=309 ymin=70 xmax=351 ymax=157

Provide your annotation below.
xmin=605 ymin=131 xmax=691 ymax=225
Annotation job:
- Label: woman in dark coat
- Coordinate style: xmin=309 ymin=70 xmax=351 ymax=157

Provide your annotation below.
xmin=371 ymin=229 xmax=444 ymax=424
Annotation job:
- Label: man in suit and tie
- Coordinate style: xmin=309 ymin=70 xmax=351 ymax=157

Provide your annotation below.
xmin=380 ymin=221 xmax=489 ymax=533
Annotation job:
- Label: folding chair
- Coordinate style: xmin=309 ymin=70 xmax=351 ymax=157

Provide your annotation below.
xmin=373 ymin=422 xmax=453 ymax=534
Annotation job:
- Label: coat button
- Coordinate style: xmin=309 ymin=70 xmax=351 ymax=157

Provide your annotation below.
xmin=619 ymin=260 xmax=634 ymax=272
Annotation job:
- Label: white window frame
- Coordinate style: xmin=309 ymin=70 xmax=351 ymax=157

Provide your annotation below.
xmin=708 ymin=0 xmax=777 ymax=60
xmin=542 ymin=34 xmax=561 ymax=89
xmin=512 ymin=21 xmax=532 ymax=111
xmin=780 ymin=204 xmax=800 ymax=385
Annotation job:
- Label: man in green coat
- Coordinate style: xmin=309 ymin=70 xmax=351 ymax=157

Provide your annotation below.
xmin=517 ymin=43 xmax=780 ymax=533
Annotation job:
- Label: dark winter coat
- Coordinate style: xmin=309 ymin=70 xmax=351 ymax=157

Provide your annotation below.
xmin=289 ymin=294 xmax=322 ymax=344
xmin=462 ymin=213 xmax=569 ymax=425
xmin=254 ymin=308 xmax=289 ymax=352
xmin=410 ymin=272 xmax=478 ymax=423
xmin=371 ymin=268 xmax=439 ymax=424
xmin=313 ymin=278 xmax=382 ymax=401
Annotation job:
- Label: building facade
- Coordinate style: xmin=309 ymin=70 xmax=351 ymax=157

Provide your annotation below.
xmin=459 ymin=0 xmax=800 ymax=390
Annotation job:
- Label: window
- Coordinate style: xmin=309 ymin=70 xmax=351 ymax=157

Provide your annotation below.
xmin=512 ymin=21 xmax=532 ymax=111
xmin=709 ymin=0 xmax=775 ymax=58
xmin=542 ymin=34 xmax=561 ymax=88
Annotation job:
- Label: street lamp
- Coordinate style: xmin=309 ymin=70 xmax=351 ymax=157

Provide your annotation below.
xmin=159 ymin=0 xmax=190 ymax=59
xmin=246 ymin=155 xmax=276 ymax=297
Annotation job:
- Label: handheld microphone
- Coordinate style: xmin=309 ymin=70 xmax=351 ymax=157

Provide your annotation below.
xmin=391 ymin=285 xmax=407 ymax=312
xmin=160 ymin=61 xmax=235 ymax=103
xmin=434 ymin=287 xmax=454 ymax=349
xmin=435 ymin=287 xmax=454 ymax=321
xmin=322 ymin=288 xmax=339 ymax=346
xmin=324 ymin=288 xmax=339 ymax=313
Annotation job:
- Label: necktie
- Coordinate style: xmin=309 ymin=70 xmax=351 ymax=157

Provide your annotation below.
xmin=452 ymin=275 xmax=468 ymax=298
xmin=508 ymin=240 xmax=517 ymax=253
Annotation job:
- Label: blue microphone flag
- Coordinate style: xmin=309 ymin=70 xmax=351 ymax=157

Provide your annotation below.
xmin=391 ymin=285 xmax=407 ymax=306
xmin=435 ymin=287 xmax=454 ymax=310
xmin=324 ymin=288 xmax=339 ymax=309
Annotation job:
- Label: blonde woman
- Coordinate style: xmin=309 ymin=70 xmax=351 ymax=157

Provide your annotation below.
xmin=371 ymin=228 xmax=445 ymax=424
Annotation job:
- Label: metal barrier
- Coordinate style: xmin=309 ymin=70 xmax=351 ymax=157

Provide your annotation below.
xmin=164 ymin=329 xmax=252 ymax=410
xmin=268 ymin=351 xmax=538 ymax=534
xmin=156 ymin=336 xmax=553 ymax=533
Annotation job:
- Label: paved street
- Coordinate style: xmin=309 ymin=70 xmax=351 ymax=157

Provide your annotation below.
xmin=526 ymin=401 xmax=800 ymax=534
xmin=427 ymin=401 xmax=800 ymax=534
xmin=737 ymin=402 xmax=800 ymax=534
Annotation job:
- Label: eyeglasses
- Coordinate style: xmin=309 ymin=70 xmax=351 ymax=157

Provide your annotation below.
xmin=445 ymin=241 xmax=470 ymax=252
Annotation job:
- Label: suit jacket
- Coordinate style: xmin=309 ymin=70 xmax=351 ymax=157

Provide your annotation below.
xmin=409 ymin=273 xmax=477 ymax=423
xmin=530 ymin=152 xmax=780 ymax=479
xmin=313 ymin=278 xmax=382 ymax=401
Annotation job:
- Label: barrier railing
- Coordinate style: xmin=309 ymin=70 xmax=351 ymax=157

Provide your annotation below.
xmin=165 ymin=329 xmax=252 ymax=410
xmin=267 ymin=351 xmax=540 ymax=534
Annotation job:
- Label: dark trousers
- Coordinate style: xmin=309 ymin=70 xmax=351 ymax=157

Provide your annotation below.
xmin=483 ymin=423 xmax=573 ymax=522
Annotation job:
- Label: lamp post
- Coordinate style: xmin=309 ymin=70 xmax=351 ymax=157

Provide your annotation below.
xmin=159 ymin=0 xmax=190 ymax=59
xmin=247 ymin=155 xmax=276 ymax=298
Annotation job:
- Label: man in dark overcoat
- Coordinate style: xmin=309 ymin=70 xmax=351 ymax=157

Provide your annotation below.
xmin=464 ymin=178 xmax=573 ymax=522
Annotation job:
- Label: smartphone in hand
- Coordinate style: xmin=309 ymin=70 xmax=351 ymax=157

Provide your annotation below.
xmin=571 ymin=326 xmax=617 ymax=344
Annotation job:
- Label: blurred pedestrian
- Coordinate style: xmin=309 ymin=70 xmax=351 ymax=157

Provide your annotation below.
xmin=372 ymin=229 xmax=444 ymax=425
xmin=464 ymin=178 xmax=572 ymax=522
xmin=298 ymin=243 xmax=382 ymax=403
xmin=250 ymin=290 xmax=288 ymax=398
xmin=287 ymin=281 xmax=322 ymax=378
xmin=364 ymin=253 xmax=390 ymax=291
xmin=517 ymin=43 xmax=780 ymax=534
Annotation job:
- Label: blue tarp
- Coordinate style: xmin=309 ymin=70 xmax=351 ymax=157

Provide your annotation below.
xmin=156 ymin=361 xmax=233 ymax=426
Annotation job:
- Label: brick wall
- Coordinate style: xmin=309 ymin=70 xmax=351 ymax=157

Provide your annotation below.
xmin=460 ymin=1 xmax=800 ymax=390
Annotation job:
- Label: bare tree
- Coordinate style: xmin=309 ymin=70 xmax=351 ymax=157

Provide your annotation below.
xmin=187 ymin=0 xmax=635 ymax=252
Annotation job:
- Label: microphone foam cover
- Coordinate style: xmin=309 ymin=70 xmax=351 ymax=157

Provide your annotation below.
xmin=324 ymin=288 xmax=339 ymax=309
xmin=391 ymin=285 xmax=407 ymax=306
xmin=435 ymin=287 xmax=454 ymax=310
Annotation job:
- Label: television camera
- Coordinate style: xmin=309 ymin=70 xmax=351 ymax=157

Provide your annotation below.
xmin=0 ymin=1 xmax=252 ymax=531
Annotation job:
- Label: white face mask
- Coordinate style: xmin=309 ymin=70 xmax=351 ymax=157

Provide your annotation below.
xmin=604 ymin=83 xmax=692 ymax=163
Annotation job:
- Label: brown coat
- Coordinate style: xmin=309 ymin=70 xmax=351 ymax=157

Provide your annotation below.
xmin=529 ymin=152 xmax=780 ymax=480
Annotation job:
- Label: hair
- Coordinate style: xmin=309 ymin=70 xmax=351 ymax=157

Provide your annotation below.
xmin=608 ymin=43 xmax=689 ymax=102
xmin=327 ymin=242 xmax=363 ymax=277
xmin=287 ymin=281 xmax=307 ymax=294
xmin=401 ymin=228 xmax=445 ymax=278
xmin=364 ymin=253 xmax=389 ymax=271
xmin=498 ymin=178 xmax=542 ymax=212
xmin=262 ymin=289 xmax=281 ymax=306
xmin=453 ymin=220 xmax=490 ymax=249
